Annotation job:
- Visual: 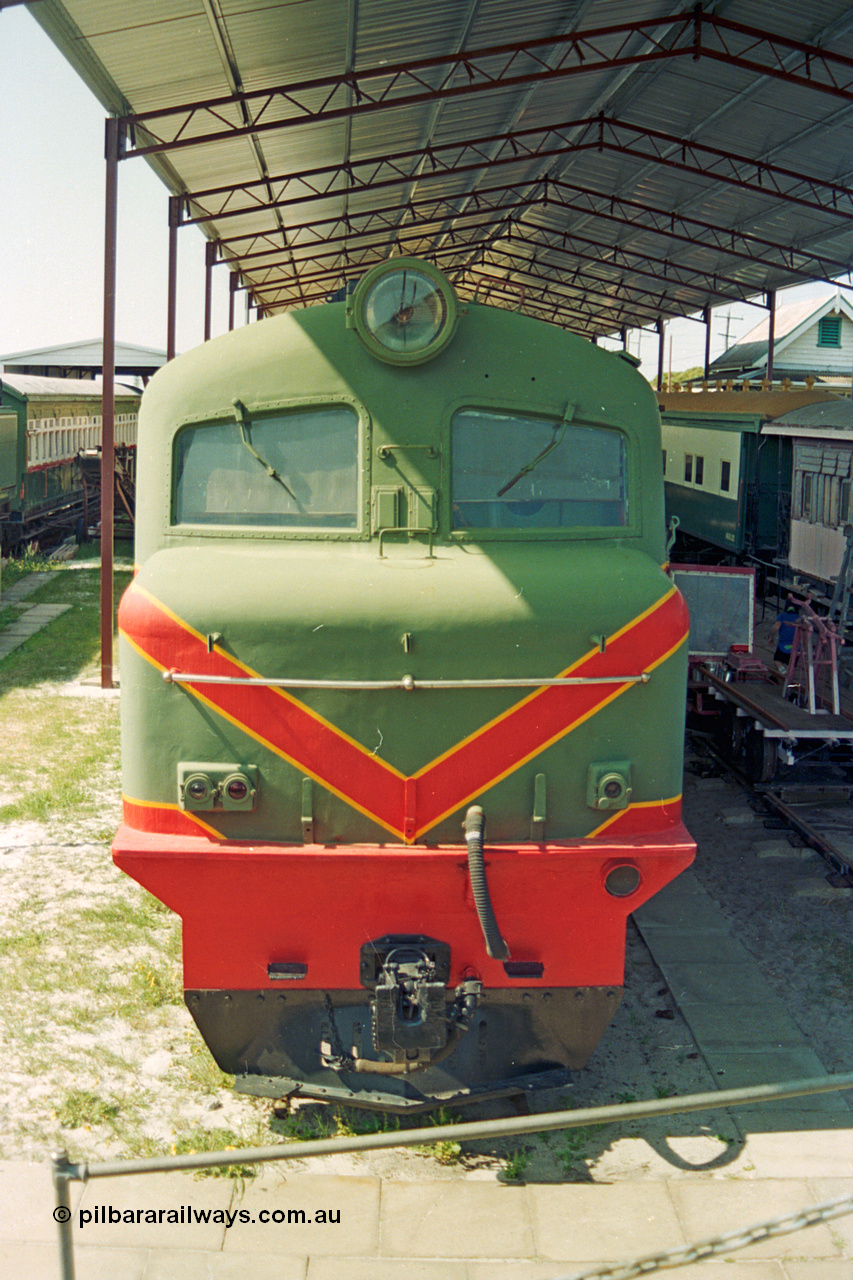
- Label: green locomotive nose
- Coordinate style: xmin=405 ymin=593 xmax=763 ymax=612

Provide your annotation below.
xmin=115 ymin=256 xmax=694 ymax=1109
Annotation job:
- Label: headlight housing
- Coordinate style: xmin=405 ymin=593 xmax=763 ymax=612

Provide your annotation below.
xmin=349 ymin=257 xmax=460 ymax=365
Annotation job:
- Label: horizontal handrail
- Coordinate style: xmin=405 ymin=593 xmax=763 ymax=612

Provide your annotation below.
xmin=162 ymin=671 xmax=652 ymax=690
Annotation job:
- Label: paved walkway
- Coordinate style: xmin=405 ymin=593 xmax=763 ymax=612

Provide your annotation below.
xmin=2 ymin=1158 xmax=851 ymax=1279
xmin=0 ymin=573 xmax=70 ymax=660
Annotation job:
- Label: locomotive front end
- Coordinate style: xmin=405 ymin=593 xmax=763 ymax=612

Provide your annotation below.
xmin=115 ymin=258 xmax=695 ymax=1108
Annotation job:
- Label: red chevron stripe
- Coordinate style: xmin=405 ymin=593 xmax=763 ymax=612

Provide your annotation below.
xmin=120 ymin=583 xmax=688 ymax=841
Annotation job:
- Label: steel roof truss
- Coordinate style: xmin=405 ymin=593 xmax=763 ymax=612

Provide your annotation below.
xmin=120 ymin=10 xmax=853 ymax=158
xmin=177 ymin=116 xmax=853 ymax=228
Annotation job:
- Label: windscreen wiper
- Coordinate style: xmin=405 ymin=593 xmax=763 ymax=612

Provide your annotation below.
xmin=497 ymin=419 xmax=567 ymax=497
xmin=233 ymin=399 xmax=297 ymax=501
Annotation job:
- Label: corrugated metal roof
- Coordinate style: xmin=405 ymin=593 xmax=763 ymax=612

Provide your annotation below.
xmin=762 ymin=397 xmax=853 ymax=433
xmin=0 ymin=373 xmax=141 ymax=399
xmin=28 ymin=0 xmax=853 ymax=338
xmin=0 ymin=339 xmax=167 ymax=367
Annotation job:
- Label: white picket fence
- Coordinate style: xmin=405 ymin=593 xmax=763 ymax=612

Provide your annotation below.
xmin=26 ymin=414 xmax=138 ymax=468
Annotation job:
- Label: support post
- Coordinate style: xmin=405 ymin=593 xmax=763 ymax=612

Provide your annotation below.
xmin=204 ymin=240 xmax=217 ymax=341
xmin=167 ymin=196 xmax=181 ymax=361
xmin=620 ymin=325 xmax=629 ymax=351
xmin=100 ymin=116 xmax=121 ymax=691
xmin=228 ymin=269 xmax=239 ymax=331
xmin=52 ymin=1149 xmax=76 ymax=1280
xmin=766 ymin=289 xmax=777 ymax=385
xmin=656 ymin=318 xmax=666 ymax=392
xmin=703 ymin=303 xmax=712 ymax=381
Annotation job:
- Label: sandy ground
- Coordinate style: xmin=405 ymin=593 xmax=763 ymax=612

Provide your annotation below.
xmin=0 ymin=683 xmax=850 ymax=1185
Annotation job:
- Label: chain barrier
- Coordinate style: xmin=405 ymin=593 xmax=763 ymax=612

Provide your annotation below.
xmin=552 ymin=1192 xmax=853 ymax=1280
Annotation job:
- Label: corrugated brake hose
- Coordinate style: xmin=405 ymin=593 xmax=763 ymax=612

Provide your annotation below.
xmin=464 ymin=805 xmax=510 ymax=960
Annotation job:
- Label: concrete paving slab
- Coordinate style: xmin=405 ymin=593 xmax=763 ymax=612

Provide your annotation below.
xmin=0 ymin=572 xmax=52 ymax=604
xmin=139 ymin=1247 xmax=309 ymax=1278
xmin=679 ymin=1002 xmax=807 ymax=1048
xmin=668 ymin=1178 xmax=846 ymax=1261
xmin=226 ymin=1174 xmax=379 ymax=1256
xmin=0 ymin=1240 xmax=149 ymax=1280
xmin=632 ymin=894 xmax=730 ymax=931
xmin=207 ymin=1254 xmax=308 ymax=1279
xmin=0 ymin=602 xmax=71 ymax=657
xmin=380 ymin=1180 xmax=534 ymax=1259
xmin=75 ymin=1173 xmax=234 ymax=1250
xmin=467 ymin=1266 xmax=790 ymax=1280
xmin=308 ymin=1258 xmax=465 ymax=1280
xmin=785 ymin=1265 xmax=853 ymax=1280
xmin=656 ymin=962 xmax=792 ymax=1007
xmin=804 ymin=1178 xmax=853 ymax=1254
xmin=527 ymin=1182 xmax=684 ymax=1263
xmin=640 ymin=930 xmax=757 ymax=964
xmin=709 ymin=1050 xmax=851 ymax=1104
xmin=0 ymin=1159 xmax=85 ymax=1243
xmin=742 ymin=1126 xmax=853 ymax=1177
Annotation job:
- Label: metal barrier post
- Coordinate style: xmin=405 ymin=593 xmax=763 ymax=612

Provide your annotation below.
xmin=51 ymin=1149 xmax=77 ymax=1280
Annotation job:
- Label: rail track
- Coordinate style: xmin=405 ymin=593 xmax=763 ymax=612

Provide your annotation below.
xmin=689 ymin=723 xmax=853 ymax=884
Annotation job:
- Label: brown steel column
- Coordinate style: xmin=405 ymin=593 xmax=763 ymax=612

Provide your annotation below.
xmin=766 ymin=289 xmax=777 ymax=384
xmin=228 ymin=271 xmax=238 ymax=331
xmin=703 ymin=304 xmax=712 ymax=381
xmin=204 ymin=240 xmax=217 ymax=341
xmin=656 ymin=318 xmax=666 ymax=392
xmin=167 ymin=196 xmax=180 ymax=361
xmin=100 ymin=117 xmax=121 ymax=690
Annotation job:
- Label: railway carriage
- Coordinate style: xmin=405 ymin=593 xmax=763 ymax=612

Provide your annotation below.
xmin=0 ymin=373 xmax=139 ymax=552
xmin=659 ymin=389 xmax=839 ymax=566
xmin=114 ymin=257 xmax=695 ymax=1109
xmin=762 ymin=399 xmax=853 ymax=588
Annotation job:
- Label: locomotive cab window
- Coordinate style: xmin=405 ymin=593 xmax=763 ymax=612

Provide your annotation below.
xmin=451 ymin=409 xmax=628 ymax=530
xmin=173 ymin=406 xmax=360 ymax=530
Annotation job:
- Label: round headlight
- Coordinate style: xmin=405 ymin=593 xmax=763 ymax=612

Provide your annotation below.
xmin=350 ymin=258 xmax=459 ymax=365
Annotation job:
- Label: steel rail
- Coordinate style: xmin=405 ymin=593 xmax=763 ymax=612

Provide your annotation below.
xmin=162 ymin=671 xmax=651 ymax=691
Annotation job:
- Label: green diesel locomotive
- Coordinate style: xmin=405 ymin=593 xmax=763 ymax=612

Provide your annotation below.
xmin=115 ymin=257 xmax=694 ymax=1109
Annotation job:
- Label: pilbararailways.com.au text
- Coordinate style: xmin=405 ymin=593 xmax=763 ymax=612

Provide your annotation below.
xmin=77 ymin=1205 xmax=341 ymax=1228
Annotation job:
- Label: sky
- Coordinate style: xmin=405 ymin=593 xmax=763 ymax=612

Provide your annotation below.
xmin=0 ymin=5 xmax=839 ymax=376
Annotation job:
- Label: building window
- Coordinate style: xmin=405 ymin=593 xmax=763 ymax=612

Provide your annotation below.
xmin=720 ymin=460 xmax=731 ymax=492
xmin=817 ymin=315 xmax=842 ymax=347
xmin=694 ymin=455 xmax=704 ymax=485
xmin=684 ymin=454 xmax=693 ymax=483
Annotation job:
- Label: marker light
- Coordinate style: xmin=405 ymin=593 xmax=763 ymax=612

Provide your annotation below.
xmin=350 ymin=258 xmax=460 ymax=365
xmin=604 ymin=864 xmax=642 ymax=898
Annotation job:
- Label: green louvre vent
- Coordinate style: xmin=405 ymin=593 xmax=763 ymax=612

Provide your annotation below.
xmin=817 ymin=314 xmax=842 ymax=347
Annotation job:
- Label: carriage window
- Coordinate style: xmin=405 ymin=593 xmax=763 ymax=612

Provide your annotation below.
xmin=173 ymin=407 xmax=359 ymax=529
xmin=694 ymin=455 xmax=704 ymax=486
xmin=801 ymin=473 xmax=814 ymax=521
xmin=720 ymin=460 xmax=731 ymax=493
xmin=684 ymin=454 xmax=693 ymax=483
xmin=451 ymin=409 xmax=627 ymax=530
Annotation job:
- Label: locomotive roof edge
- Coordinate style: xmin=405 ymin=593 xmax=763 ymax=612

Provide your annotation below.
xmin=137 ymin=291 xmax=660 ymax=427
